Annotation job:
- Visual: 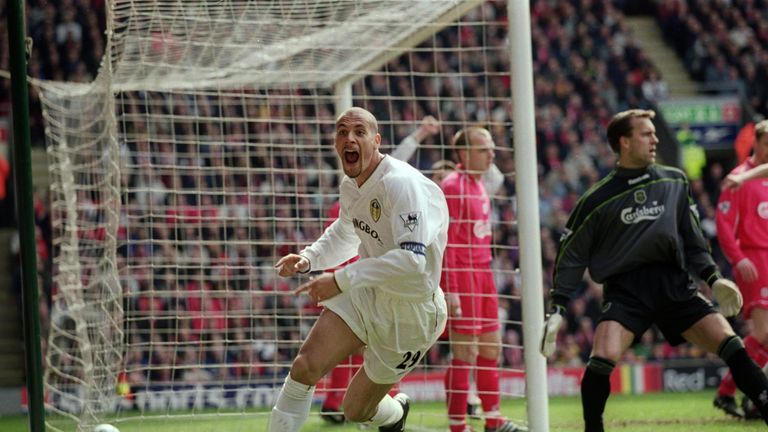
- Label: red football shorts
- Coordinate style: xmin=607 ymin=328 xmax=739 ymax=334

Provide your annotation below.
xmin=443 ymin=266 xmax=500 ymax=335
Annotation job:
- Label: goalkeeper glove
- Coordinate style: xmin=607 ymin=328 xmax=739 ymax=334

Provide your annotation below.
xmin=712 ymin=278 xmax=743 ymax=317
xmin=540 ymin=304 xmax=565 ymax=358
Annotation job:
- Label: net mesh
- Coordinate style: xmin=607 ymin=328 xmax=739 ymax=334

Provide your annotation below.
xmin=36 ymin=1 xmax=524 ymax=430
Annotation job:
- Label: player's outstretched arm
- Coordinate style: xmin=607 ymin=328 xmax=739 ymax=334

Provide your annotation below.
xmin=275 ymin=254 xmax=310 ymax=277
xmin=390 ymin=115 xmax=441 ymax=162
xmin=723 ymin=163 xmax=768 ymax=189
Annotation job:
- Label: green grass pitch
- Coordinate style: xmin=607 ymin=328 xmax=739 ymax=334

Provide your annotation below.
xmin=1 ymin=391 xmax=765 ymax=431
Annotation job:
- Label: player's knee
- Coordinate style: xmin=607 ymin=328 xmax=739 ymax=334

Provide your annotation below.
xmin=590 ymin=345 xmax=624 ymax=363
xmin=717 ymin=334 xmax=745 ymax=362
xmin=289 ymin=354 xmax=326 ymax=385
xmin=586 ymin=356 xmax=616 ymax=376
xmin=478 ymin=344 xmax=501 ymax=360
xmin=451 ymin=343 xmax=478 ymax=362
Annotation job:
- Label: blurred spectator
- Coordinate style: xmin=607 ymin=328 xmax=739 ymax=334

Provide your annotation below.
xmin=641 ymin=69 xmax=669 ymax=104
xmin=0 ymin=147 xmax=11 ymax=227
xmin=677 ymin=123 xmax=707 ymax=181
xmin=657 ymin=0 xmax=768 ymax=116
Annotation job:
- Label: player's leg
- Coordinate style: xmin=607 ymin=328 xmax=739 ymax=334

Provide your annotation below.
xmin=321 ymin=350 xmax=364 ymax=424
xmin=444 ymin=269 xmax=481 ymax=432
xmin=342 ymin=314 xmax=437 ymax=430
xmin=733 ymin=251 xmax=768 ymax=418
xmin=743 ymin=307 xmax=768 ymax=418
xmin=683 ymin=312 xmax=768 ymax=425
xmin=476 ymin=329 xmax=501 ymax=421
xmin=268 ymin=309 xmax=365 ymax=432
xmin=746 ymin=308 xmax=768 ymax=366
xmin=583 ymin=320 xmax=634 ymax=432
xmin=474 ymin=268 xmax=526 ymax=432
xmin=342 ymin=369 xmax=407 ymax=430
xmin=475 ymin=329 xmax=525 ymax=432
xmin=715 ymin=259 xmax=768 ymax=417
xmin=714 ymin=307 xmax=768 ymax=418
xmin=447 ymin=330 xmax=478 ymax=432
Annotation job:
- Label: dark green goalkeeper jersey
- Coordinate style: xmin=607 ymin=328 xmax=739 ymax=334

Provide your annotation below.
xmin=551 ymin=164 xmax=720 ymax=306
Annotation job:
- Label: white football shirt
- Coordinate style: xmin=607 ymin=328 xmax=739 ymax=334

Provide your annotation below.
xmin=301 ymin=155 xmax=449 ymax=300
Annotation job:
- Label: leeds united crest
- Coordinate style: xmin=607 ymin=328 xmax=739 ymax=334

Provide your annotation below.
xmin=370 ymin=198 xmax=381 ymax=222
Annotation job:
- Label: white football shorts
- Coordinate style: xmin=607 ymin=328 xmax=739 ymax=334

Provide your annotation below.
xmin=323 ymin=286 xmax=447 ymax=384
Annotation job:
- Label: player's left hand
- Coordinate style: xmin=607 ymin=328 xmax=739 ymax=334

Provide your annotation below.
xmin=293 ymin=273 xmax=341 ymax=303
xmin=712 ymin=278 xmax=743 ymax=317
xmin=420 ymin=115 xmax=440 ymax=136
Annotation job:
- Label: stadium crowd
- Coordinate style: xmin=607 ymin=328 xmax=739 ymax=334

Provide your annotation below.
xmin=656 ymin=0 xmax=768 ymax=117
xmin=1 ymin=0 xmax=762 ymax=391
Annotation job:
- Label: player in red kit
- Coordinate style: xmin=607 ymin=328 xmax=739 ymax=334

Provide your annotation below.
xmin=714 ymin=119 xmax=768 ymax=419
xmin=441 ymin=127 xmax=525 ymax=432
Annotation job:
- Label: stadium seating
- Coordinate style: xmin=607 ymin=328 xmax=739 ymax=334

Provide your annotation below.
xmin=3 ymin=0 xmax=758 ymax=388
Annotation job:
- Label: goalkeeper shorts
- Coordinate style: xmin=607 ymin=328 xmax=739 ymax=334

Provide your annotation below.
xmin=323 ymin=286 xmax=447 ymax=384
xmin=601 ymin=263 xmax=716 ymax=346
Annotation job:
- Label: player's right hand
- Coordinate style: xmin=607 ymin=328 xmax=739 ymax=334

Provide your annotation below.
xmin=274 ymin=254 xmax=310 ymax=277
xmin=446 ymin=292 xmax=461 ymax=317
xmin=540 ymin=305 xmax=565 ymax=358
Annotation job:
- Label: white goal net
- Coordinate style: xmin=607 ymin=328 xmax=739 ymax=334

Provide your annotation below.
xmin=35 ymin=1 xmax=543 ymax=431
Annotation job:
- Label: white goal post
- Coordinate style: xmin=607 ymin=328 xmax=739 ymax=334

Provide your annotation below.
xmin=33 ymin=1 xmax=547 ymax=431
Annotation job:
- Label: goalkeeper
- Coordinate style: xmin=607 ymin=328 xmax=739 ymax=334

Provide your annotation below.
xmin=268 ymin=107 xmax=449 ymax=432
xmin=540 ymin=109 xmax=768 ymax=431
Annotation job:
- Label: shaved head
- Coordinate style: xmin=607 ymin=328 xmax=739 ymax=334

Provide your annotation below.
xmin=336 ymin=107 xmax=378 ymax=133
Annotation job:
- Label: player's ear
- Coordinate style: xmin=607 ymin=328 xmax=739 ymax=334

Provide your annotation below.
xmin=619 ymin=135 xmax=630 ymax=153
xmin=457 ymin=148 xmax=467 ymax=165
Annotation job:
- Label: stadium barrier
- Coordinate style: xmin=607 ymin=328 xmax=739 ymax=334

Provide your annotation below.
xmin=15 ymin=359 xmax=729 ymax=414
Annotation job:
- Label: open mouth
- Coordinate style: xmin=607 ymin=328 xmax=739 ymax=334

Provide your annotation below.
xmin=344 ymin=150 xmax=360 ymax=164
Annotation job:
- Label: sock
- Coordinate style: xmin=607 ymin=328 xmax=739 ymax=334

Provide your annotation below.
xmin=365 ymin=393 xmax=403 ymax=427
xmin=718 ymin=335 xmax=768 ymax=397
xmin=446 ymin=358 xmax=472 ymax=432
xmin=323 ymin=365 xmax=347 ymax=411
xmin=581 ymin=356 xmax=615 ymax=432
xmin=350 ymin=353 xmax=364 ymax=373
xmin=745 ymin=335 xmax=768 ymax=370
xmin=719 ymin=336 xmax=768 ymax=424
xmin=323 ymin=353 xmax=363 ymax=411
xmin=476 ymin=355 xmax=502 ymax=429
xmin=268 ymin=374 xmax=315 ymax=432
xmin=717 ymin=371 xmax=736 ymax=397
